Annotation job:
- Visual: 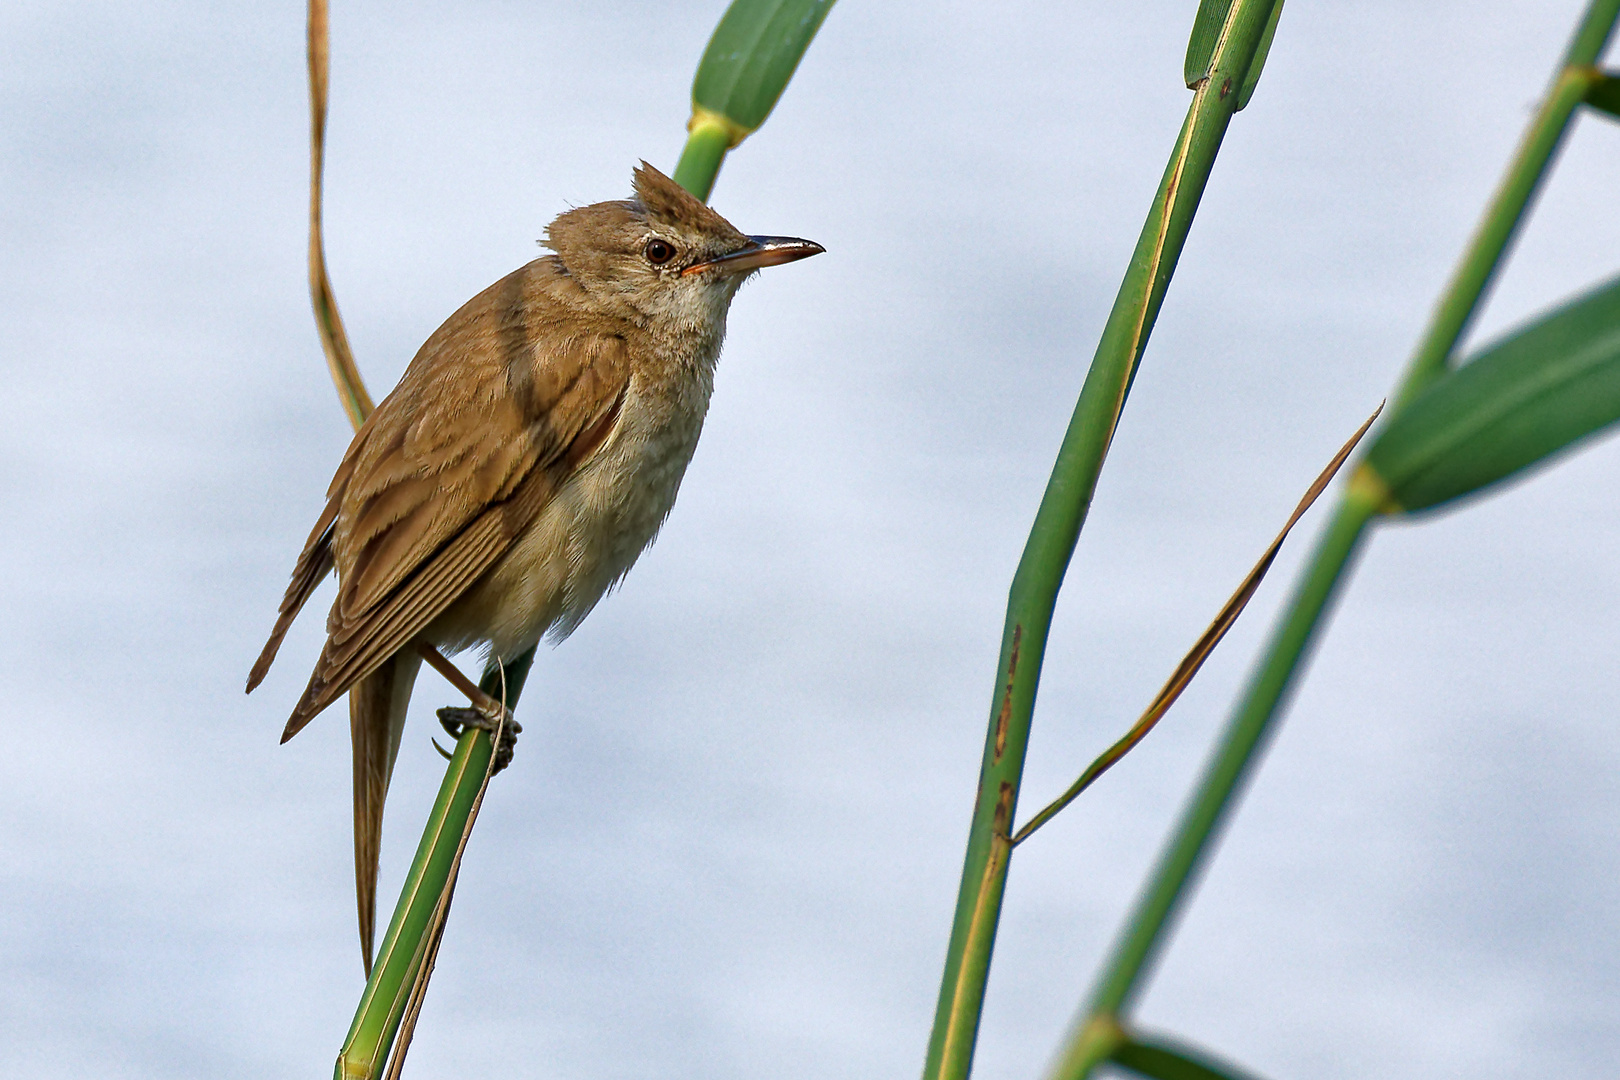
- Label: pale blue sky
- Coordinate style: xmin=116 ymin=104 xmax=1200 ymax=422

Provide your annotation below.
xmin=3 ymin=2 xmax=1619 ymax=1078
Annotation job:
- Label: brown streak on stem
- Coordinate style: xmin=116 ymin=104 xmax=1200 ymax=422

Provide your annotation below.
xmin=1105 ymin=94 xmax=1199 ymax=456
xmin=992 ymin=781 xmax=1014 ymax=836
xmin=939 ymin=783 xmax=1017 ymax=1071
xmin=993 ymin=626 xmax=1023 ymax=762
xmin=939 ymin=821 xmax=1012 ymax=1071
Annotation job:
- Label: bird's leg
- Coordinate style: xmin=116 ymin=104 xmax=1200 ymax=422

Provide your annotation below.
xmin=416 ymin=642 xmax=522 ymax=774
xmin=436 ymin=707 xmax=522 ymax=774
xmin=415 ymin=642 xmax=510 ymax=721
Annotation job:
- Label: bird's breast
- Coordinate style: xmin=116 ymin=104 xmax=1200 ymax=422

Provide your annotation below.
xmin=437 ymin=368 xmax=715 ymax=659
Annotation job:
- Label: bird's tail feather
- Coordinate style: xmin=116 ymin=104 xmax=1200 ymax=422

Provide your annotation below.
xmin=350 ymin=649 xmax=421 ymax=977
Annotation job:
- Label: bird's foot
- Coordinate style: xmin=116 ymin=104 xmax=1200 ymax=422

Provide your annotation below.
xmin=435 ymin=706 xmax=522 ymax=774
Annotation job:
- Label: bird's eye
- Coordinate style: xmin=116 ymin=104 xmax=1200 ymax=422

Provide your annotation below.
xmin=644 ymin=238 xmax=676 ymax=265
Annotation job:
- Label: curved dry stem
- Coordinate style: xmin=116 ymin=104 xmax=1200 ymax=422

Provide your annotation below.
xmin=308 ymin=0 xmax=373 ymax=432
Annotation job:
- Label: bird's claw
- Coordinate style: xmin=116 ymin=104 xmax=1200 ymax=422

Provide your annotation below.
xmin=435 ymin=706 xmax=522 ymax=774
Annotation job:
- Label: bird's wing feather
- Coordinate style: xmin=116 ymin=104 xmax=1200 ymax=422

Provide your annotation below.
xmin=279 ymin=264 xmax=630 ymax=739
xmin=246 ymin=450 xmax=361 ymax=691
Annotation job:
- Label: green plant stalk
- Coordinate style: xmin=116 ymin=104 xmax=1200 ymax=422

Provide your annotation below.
xmin=673 ymin=120 xmax=732 ymax=203
xmin=1053 ymin=5 xmax=1620 ymax=1077
xmin=334 ymin=720 xmax=495 ymax=1079
xmin=478 ymin=645 xmax=536 ymax=709
xmin=920 ymin=5 xmax=1283 ymax=1080
xmin=1395 ymin=0 xmax=1619 ymax=406
xmin=334 ymin=647 xmax=536 ymax=1079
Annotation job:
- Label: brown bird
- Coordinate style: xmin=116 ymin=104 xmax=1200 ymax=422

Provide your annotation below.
xmin=247 ymin=162 xmax=822 ymax=972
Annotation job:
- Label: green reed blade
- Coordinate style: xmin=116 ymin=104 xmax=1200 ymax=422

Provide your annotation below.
xmin=1365 ymin=274 xmax=1620 ymax=513
xmin=675 ymin=0 xmax=835 ymax=202
xmin=1236 ymin=1 xmax=1284 ymax=110
xmin=1186 ymin=0 xmax=1285 ymax=105
xmin=691 ymin=0 xmax=833 ymax=133
xmin=1184 ymin=1 xmax=1230 ymax=86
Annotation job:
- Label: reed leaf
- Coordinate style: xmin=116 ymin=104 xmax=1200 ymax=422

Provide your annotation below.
xmin=1183 ymin=1 xmax=1229 ymax=86
xmin=1110 ymin=1033 xmax=1271 ymax=1080
xmin=676 ymin=0 xmax=835 ymax=200
xmin=1363 ymin=275 xmax=1620 ymax=514
xmin=1236 ymin=2 xmax=1284 ymax=110
xmin=1585 ymin=70 xmax=1620 ymax=119
xmin=691 ymin=0 xmax=834 ymax=138
xmin=1185 ymin=0 xmax=1286 ymax=109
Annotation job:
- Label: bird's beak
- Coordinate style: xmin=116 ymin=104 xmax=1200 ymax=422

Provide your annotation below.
xmin=682 ymin=235 xmax=825 ymax=277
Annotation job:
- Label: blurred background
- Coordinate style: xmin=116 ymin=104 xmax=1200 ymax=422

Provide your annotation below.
xmin=3 ymin=1 xmax=1618 ymax=1077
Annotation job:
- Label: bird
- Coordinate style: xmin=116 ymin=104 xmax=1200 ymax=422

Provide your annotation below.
xmin=247 ymin=162 xmax=823 ymax=973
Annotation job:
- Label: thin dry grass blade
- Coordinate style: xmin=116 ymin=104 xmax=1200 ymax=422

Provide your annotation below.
xmin=380 ymin=877 xmax=455 ymax=1080
xmin=1010 ymin=402 xmax=1383 ymax=846
xmin=308 ymin=0 xmax=373 ymax=432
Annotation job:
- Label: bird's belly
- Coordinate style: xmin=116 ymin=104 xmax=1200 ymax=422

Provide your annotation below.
xmin=430 ymin=400 xmax=704 ymax=660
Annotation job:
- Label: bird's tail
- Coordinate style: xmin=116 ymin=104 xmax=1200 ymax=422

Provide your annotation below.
xmin=349 ymin=649 xmax=421 ymax=977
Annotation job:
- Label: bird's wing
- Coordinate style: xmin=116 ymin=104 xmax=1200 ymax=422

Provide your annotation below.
xmin=276 ymin=264 xmax=630 ymax=740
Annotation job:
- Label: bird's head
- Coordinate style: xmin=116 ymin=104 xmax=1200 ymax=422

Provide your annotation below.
xmin=543 ymin=162 xmax=823 ymax=329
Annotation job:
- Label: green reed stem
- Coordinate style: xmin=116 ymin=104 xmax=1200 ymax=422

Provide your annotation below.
xmin=1396 ymin=1 xmax=1618 ymax=405
xmin=334 ymin=722 xmax=495 ymax=1079
xmin=919 ymin=5 xmax=1284 ymax=1080
xmin=1052 ymin=4 xmax=1620 ymax=1077
xmin=674 ymin=120 xmax=733 ymax=203
xmin=334 ymin=659 xmax=531 ymax=1080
